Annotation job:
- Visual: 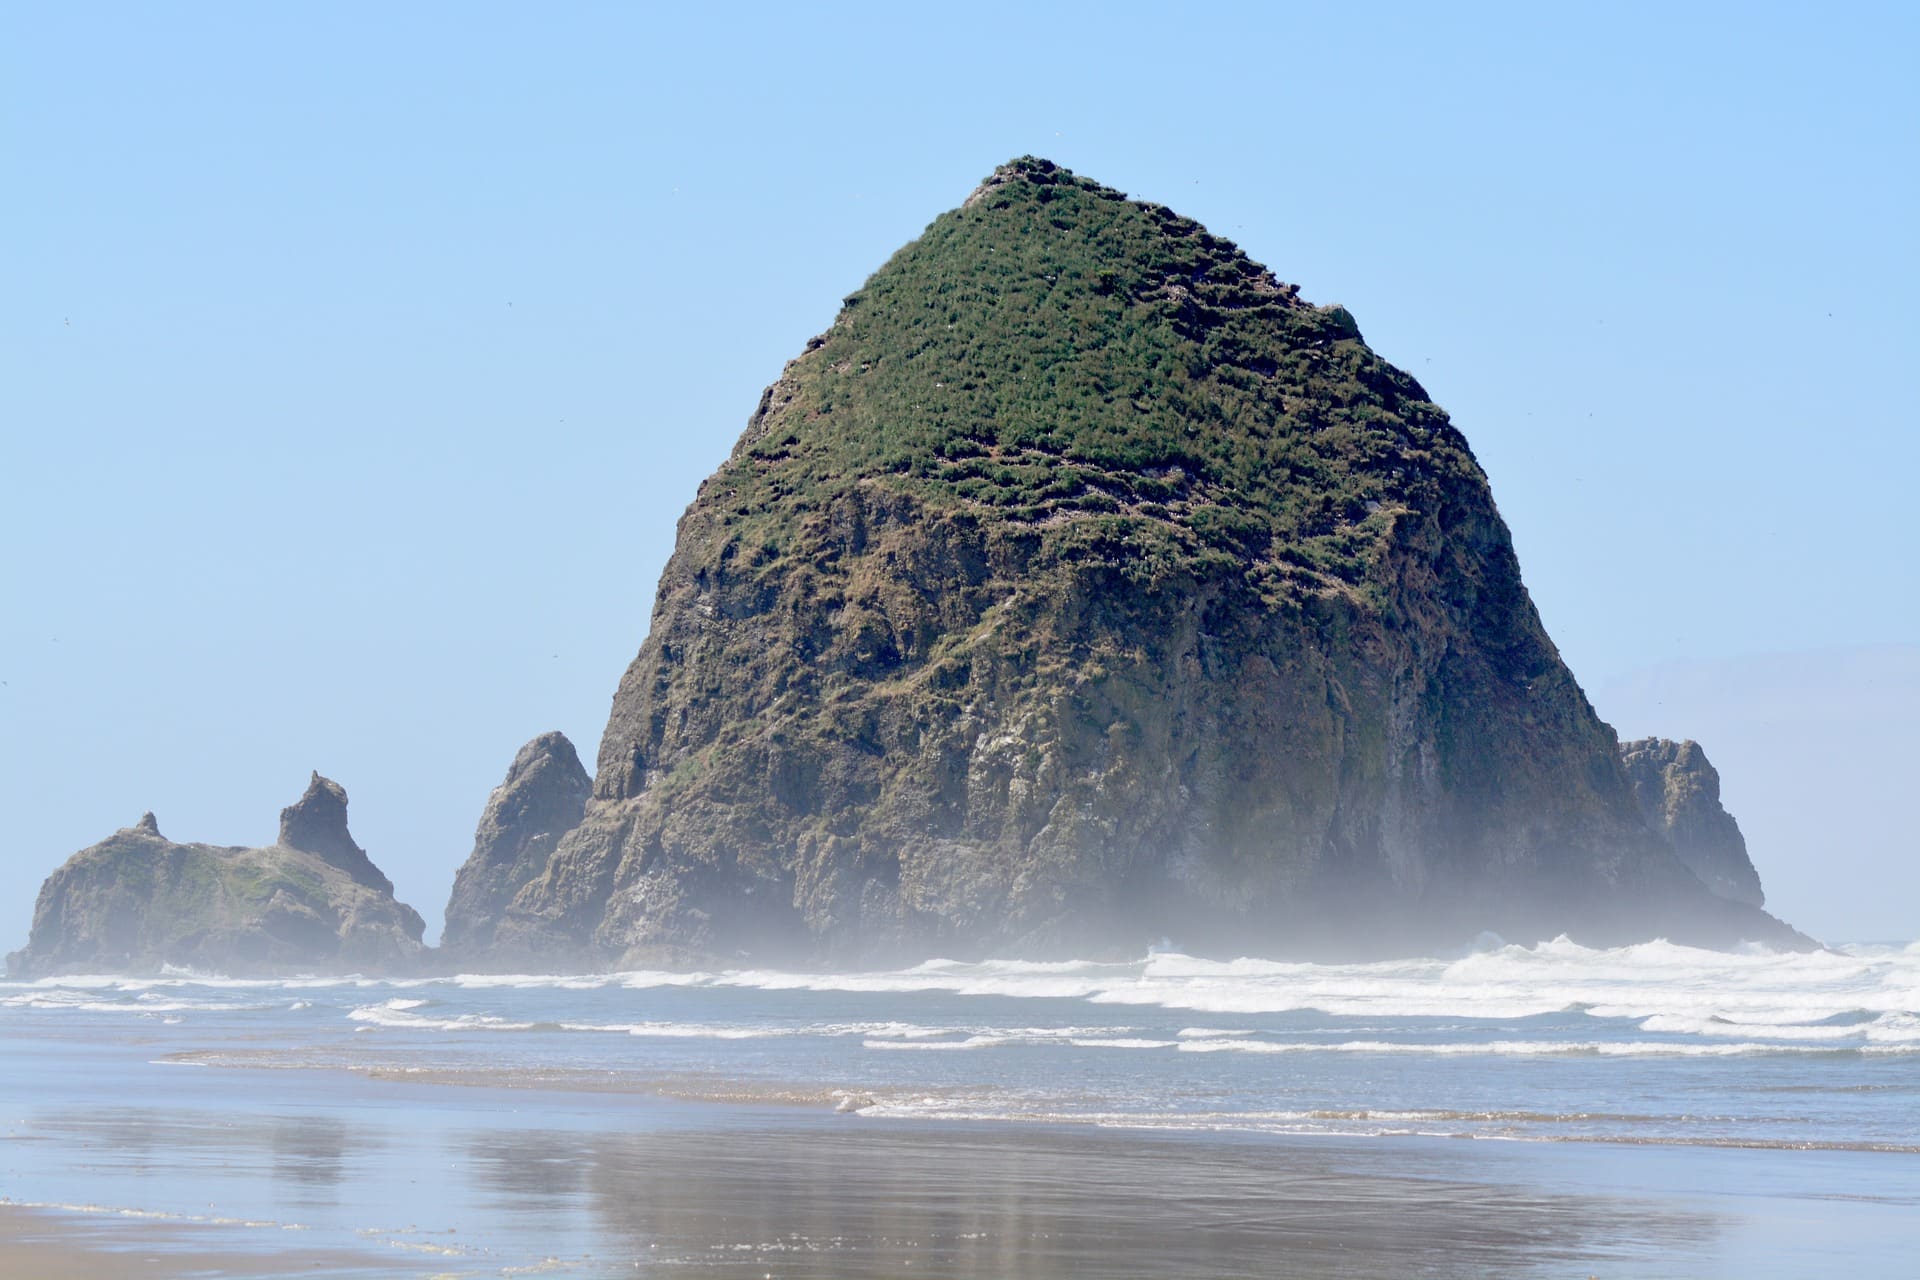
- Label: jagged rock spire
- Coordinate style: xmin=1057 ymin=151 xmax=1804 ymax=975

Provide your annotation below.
xmin=442 ymin=732 xmax=590 ymax=956
xmin=278 ymin=772 xmax=393 ymax=895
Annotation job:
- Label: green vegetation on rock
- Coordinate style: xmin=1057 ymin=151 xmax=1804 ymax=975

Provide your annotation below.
xmin=474 ymin=160 xmax=1816 ymax=964
xmin=10 ymin=784 xmax=425 ymax=978
xmin=18 ymin=160 xmax=1811 ymax=975
xmin=718 ymin=158 xmax=1457 ymax=609
xmin=468 ymin=157 xmax=1812 ymax=959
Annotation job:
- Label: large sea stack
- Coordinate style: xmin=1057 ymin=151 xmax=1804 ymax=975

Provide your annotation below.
xmin=8 ymin=775 xmax=426 ymax=978
xmin=475 ymin=158 xmax=1807 ymax=965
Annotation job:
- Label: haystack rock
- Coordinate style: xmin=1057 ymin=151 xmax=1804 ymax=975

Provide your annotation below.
xmin=484 ymin=157 xmax=1810 ymax=965
xmin=7 ymin=776 xmax=425 ymax=978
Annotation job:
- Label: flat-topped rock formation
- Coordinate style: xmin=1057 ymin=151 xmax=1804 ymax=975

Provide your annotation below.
xmin=7 ymin=776 xmax=425 ymax=978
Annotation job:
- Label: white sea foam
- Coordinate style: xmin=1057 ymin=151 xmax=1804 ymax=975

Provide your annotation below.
xmin=1638 ymin=1011 xmax=1920 ymax=1043
xmin=0 ymin=989 xmax=279 ymax=1015
xmin=1176 ymin=1027 xmax=1257 ymax=1038
xmin=339 ymin=1006 xmax=1145 ymax=1044
xmin=859 ymin=1025 xmax=1155 ymax=1051
xmin=863 ymin=1035 xmax=1013 ymax=1051
xmin=577 ymin=938 xmax=1884 ymax=1019
xmin=606 ymin=1020 xmax=925 ymax=1040
xmin=346 ymin=1003 xmax=538 ymax=1032
xmin=450 ymin=972 xmax=634 ymax=990
xmin=1173 ymin=1037 xmax=1917 ymax=1058
xmin=641 ymin=937 xmax=1920 ymax=1046
xmin=10 ymin=937 xmax=1916 ymax=1054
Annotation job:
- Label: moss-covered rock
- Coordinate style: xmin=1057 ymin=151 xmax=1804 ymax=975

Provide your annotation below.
xmin=8 ymin=779 xmax=425 ymax=978
xmin=493 ymin=158 xmax=1809 ymax=964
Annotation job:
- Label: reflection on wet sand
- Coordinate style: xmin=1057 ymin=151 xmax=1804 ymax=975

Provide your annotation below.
xmin=33 ymin=1109 xmax=372 ymax=1205
xmin=466 ymin=1120 xmax=1722 ymax=1279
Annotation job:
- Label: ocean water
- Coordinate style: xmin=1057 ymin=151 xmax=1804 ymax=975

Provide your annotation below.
xmin=4 ymin=936 xmax=1918 ymax=1276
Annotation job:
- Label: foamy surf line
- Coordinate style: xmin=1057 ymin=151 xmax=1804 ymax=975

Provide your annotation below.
xmin=13 ymin=937 xmax=1917 ymax=1048
xmin=343 ymin=1001 xmax=1140 ymax=1043
xmin=143 ymin=1048 xmax=1920 ymax=1152
xmin=375 ymin=940 xmax=1910 ymax=1028
xmin=843 ymin=1103 xmax=1920 ymax=1153
xmin=151 ymin=1050 xmax=1024 ymax=1113
xmin=1173 ymin=1038 xmax=1920 ymax=1058
xmin=237 ymin=993 xmax=1920 ymax=1051
xmin=856 ymin=1035 xmax=1918 ymax=1057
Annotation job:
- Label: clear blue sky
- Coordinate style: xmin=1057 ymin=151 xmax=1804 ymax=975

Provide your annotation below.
xmin=3 ymin=2 xmax=1914 ymax=949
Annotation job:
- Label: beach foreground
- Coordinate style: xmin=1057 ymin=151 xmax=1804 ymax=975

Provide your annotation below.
xmin=4 ymin=947 xmax=1917 ymax=1276
xmin=6 ymin=1078 xmax=1920 ymax=1278
xmin=0 ymin=1206 xmax=392 ymax=1279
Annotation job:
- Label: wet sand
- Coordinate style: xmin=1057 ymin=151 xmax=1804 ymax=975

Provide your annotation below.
xmin=482 ymin=1119 xmax=1727 ymax=1278
xmin=7 ymin=1032 xmax=1919 ymax=1277
xmin=0 ymin=1203 xmax=416 ymax=1278
xmin=1 ymin=1101 xmax=1757 ymax=1279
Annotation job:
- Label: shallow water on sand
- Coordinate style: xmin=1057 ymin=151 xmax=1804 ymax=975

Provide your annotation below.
xmin=3 ymin=938 xmax=1917 ymax=1276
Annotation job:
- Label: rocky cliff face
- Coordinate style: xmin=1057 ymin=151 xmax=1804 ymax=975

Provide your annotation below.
xmin=7 ymin=777 xmax=425 ymax=978
xmin=489 ymin=157 xmax=1808 ymax=964
xmin=442 ymin=732 xmax=592 ymax=960
xmin=1620 ymin=737 xmax=1765 ymax=908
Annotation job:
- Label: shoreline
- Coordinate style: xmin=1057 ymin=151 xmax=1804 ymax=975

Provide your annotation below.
xmin=151 ymin=1049 xmax=1920 ymax=1156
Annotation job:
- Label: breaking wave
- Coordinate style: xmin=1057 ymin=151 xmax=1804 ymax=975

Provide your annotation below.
xmin=429 ymin=936 xmax=1920 ymax=1045
xmin=9 ymin=937 xmax=1916 ymax=1056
